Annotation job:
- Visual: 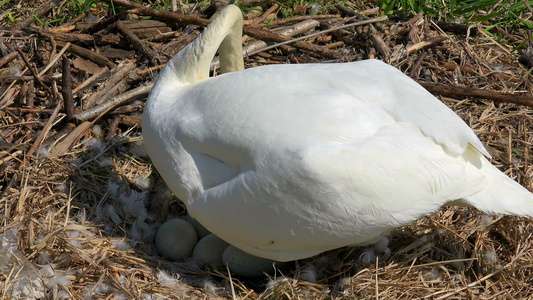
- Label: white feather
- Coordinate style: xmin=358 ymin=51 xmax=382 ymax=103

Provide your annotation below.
xmin=142 ymin=4 xmax=533 ymax=262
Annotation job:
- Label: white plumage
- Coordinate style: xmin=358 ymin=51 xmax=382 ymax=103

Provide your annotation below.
xmin=142 ymin=4 xmax=533 ymax=262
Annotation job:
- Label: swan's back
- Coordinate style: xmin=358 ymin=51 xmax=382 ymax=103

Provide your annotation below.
xmin=146 ymin=60 xmax=486 ymax=164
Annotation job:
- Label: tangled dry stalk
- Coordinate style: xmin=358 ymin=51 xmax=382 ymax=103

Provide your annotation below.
xmin=1 ymin=0 xmax=533 ymax=298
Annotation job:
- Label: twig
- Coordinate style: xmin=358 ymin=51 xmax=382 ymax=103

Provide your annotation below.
xmin=83 ymin=10 xmax=131 ymax=34
xmin=20 ymin=101 xmax=62 ymax=169
xmin=434 ymin=21 xmax=479 ymax=36
xmin=14 ymin=46 xmax=54 ymax=96
xmin=405 ymin=36 xmax=448 ymax=56
xmin=72 ymin=67 xmax=110 ymax=95
xmin=409 ymin=52 xmax=426 ymax=78
xmin=56 ymin=41 xmax=116 ymax=68
xmin=115 ymin=21 xmax=159 ymax=65
xmin=268 ymin=14 xmax=341 ymax=26
xmin=38 ymin=42 xmax=71 ymax=77
xmin=439 ymin=61 xmax=521 ymax=82
xmin=5 ymin=107 xmax=55 ymax=113
xmin=103 ymin=0 xmax=145 ymax=9
xmin=421 ymin=82 xmax=533 ymax=107
xmin=0 ymin=51 xmax=18 ymax=68
xmin=62 ymin=56 xmax=75 ymax=120
xmin=126 ymin=7 xmax=210 ymax=27
xmin=83 ymin=62 xmax=136 ymax=108
xmin=251 ymin=4 xmax=278 ymax=26
xmin=369 ymin=32 xmax=390 ymax=59
xmin=246 ymin=16 xmax=388 ymax=57
xmin=73 ymin=82 xmax=153 ymax=122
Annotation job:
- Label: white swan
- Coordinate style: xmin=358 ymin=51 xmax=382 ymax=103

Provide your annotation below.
xmin=142 ymin=4 xmax=533 ymax=262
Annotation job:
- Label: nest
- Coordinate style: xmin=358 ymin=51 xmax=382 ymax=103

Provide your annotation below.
xmin=1 ymin=0 xmax=533 ymax=298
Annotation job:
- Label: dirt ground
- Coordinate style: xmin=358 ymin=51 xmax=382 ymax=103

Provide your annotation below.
xmin=1 ymin=0 xmax=533 ymax=298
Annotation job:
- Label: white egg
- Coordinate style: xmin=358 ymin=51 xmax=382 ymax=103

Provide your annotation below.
xmin=192 ymin=234 xmax=229 ymax=265
xmin=222 ymin=245 xmax=278 ymax=277
xmin=183 ymin=214 xmax=211 ymax=239
xmin=155 ymin=219 xmax=197 ymax=261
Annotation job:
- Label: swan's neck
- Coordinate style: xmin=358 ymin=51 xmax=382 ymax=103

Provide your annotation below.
xmin=161 ymin=5 xmax=244 ymax=86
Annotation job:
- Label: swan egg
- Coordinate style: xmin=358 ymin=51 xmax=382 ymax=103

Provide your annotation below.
xmin=155 ymin=218 xmax=197 ymax=261
xmin=222 ymin=245 xmax=278 ymax=277
xmin=192 ymin=234 xmax=230 ymax=265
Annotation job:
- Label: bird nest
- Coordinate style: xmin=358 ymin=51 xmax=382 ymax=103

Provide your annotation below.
xmin=1 ymin=0 xmax=533 ymax=298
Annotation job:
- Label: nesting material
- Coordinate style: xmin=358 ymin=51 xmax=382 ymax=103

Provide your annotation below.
xmin=1 ymin=0 xmax=533 ymax=298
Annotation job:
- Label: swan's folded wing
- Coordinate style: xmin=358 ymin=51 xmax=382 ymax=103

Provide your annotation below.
xmin=301 ymin=122 xmax=486 ymax=227
xmin=337 ymin=60 xmax=490 ymax=158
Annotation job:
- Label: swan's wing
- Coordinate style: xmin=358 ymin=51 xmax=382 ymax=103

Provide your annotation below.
xmin=326 ymin=60 xmax=490 ymax=157
xmin=301 ymin=122 xmax=486 ymax=224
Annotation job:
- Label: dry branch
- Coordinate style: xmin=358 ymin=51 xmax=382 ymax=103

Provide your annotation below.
xmin=14 ymin=46 xmax=53 ymax=97
xmin=83 ymin=10 xmax=130 ymax=34
xmin=62 ymin=56 xmax=75 ymax=120
xmin=73 ymin=82 xmax=153 ymax=122
xmin=439 ymin=61 xmax=522 ymax=82
xmin=115 ymin=21 xmax=160 ymax=65
xmin=251 ymin=4 xmax=278 ymax=26
xmin=0 ymin=51 xmax=18 ymax=68
xmin=421 ymin=82 xmax=533 ymax=107
xmin=83 ymin=62 xmax=136 ymax=109
xmin=405 ymin=36 xmax=448 ymax=56
xmin=434 ymin=21 xmax=479 ymax=36
xmin=56 ymin=41 xmax=116 ymax=68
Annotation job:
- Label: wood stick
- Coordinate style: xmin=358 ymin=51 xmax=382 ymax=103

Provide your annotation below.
xmin=56 ymin=41 xmax=116 ymax=68
xmin=62 ymin=56 xmax=75 ymax=120
xmin=369 ymin=32 xmax=390 ymax=59
xmin=245 ymin=16 xmax=388 ymax=58
xmin=421 ymin=82 xmax=533 ymax=107
xmin=434 ymin=21 xmax=478 ymax=36
xmin=439 ymin=61 xmax=522 ymax=83
xmin=14 ymin=46 xmax=54 ymax=96
xmin=38 ymin=42 xmax=71 ymax=77
xmin=269 ymin=14 xmax=341 ymax=26
xmin=243 ymin=25 xmax=344 ymax=59
xmin=126 ymin=7 xmax=210 ymax=27
xmin=83 ymin=62 xmax=136 ymax=108
xmin=0 ymin=51 xmax=18 ymax=68
xmin=251 ymin=4 xmax=278 ymax=26
xmin=405 ymin=36 xmax=447 ymax=56
xmin=72 ymin=67 xmax=110 ymax=95
xmin=21 ymin=101 xmax=62 ymax=169
xmin=115 ymin=21 xmax=160 ymax=65
xmin=39 ymin=31 xmax=122 ymax=46
xmin=83 ymin=10 xmax=130 ymax=34
xmin=73 ymin=82 xmax=153 ymax=122
xmin=5 ymin=107 xmax=55 ymax=113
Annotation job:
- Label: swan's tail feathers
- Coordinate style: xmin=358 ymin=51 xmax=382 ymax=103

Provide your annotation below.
xmin=455 ymin=156 xmax=533 ymax=217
